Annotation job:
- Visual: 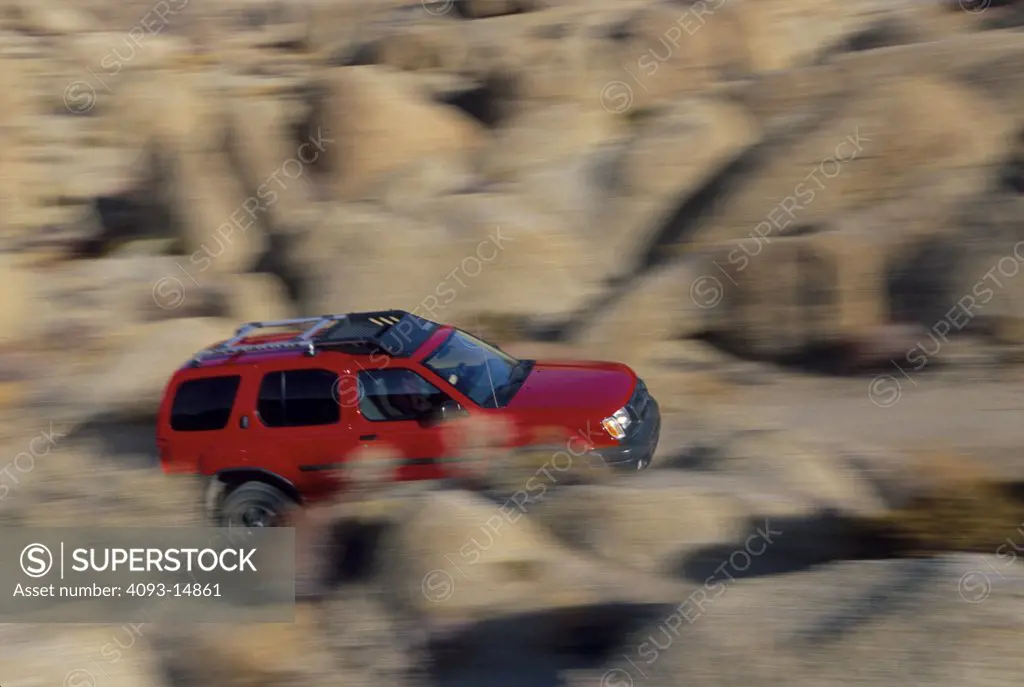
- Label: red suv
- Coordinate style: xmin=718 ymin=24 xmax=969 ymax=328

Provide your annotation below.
xmin=156 ymin=310 xmax=660 ymax=527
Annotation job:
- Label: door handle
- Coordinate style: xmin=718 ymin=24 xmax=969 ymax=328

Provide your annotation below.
xmin=360 ymin=434 xmax=377 ymax=441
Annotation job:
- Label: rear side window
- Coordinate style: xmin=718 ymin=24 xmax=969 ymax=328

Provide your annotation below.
xmin=170 ymin=376 xmax=241 ymax=432
xmin=257 ymin=369 xmax=340 ymax=428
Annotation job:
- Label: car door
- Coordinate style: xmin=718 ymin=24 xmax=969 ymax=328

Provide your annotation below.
xmin=351 ymin=366 xmax=463 ymax=481
xmin=244 ymin=363 xmax=359 ymax=503
xmin=157 ymin=372 xmax=247 ymax=476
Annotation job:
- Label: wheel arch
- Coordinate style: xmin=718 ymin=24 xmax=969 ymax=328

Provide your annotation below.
xmin=204 ymin=470 xmax=301 ymax=524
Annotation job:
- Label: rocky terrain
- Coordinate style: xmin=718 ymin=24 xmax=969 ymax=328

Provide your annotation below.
xmin=2 ymin=0 xmax=1024 ymax=685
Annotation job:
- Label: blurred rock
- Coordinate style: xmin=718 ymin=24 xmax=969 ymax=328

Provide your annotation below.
xmin=591 ymin=2 xmax=751 ymax=112
xmin=319 ymin=587 xmax=426 ymax=686
xmin=455 ymin=0 xmax=542 ymax=19
xmin=365 ymin=152 xmax=477 ymax=217
xmin=706 ymin=428 xmax=889 ymax=519
xmin=575 ymin=260 xmax=707 ymax=362
xmin=168 ymin=150 xmax=268 ymax=276
xmin=701 ymin=228 xmax=889 ymax=359
xmin=153 ymin=602 xmax=336 ymax=687
xmin=221 ymin=272 xmax=294 ymax=322
xmin=380 ymin=488 xmax=684 ymax=625
xmin=322 ymin=65 xmax=485 ymax=198
xmin=430 ymin=192 xmax=604 ymax=317
xmin=4 ymin=0 xmax=100 ymax=35
xmin=0 ymin=626 xmax=163 ymax=687
xmin=113 ymin=68 xmax=226 ymax=155
xmin=580 ymin=555 xmax=1024 ymax=687
xmin=478 ymin=103 xmax=627 ymax=182
xmin=528 ymin=473 xmax=755 ymax=576
xmin=740 ymin=0 xmax=874 ymax=73
xmin=603 ymin=97 xmax=762 ymax=279
xmin=298 ymin=202 xmax=472 ymax=315
xmin=0 ymin=255 xmax=45 ymax=345
xmin=374 ymin=18 xmax=471 ymax=73
xmin=227 ymin=91 xmax=315 ymax=234
xmin=698 ymin=74 xmax=1016 ymax=248
xmin=68 ymin=317 xmax=237 ymax=421
xmin=618 ymin=98 xmax=761 ymax=199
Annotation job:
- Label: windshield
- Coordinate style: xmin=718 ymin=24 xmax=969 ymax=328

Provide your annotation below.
xmin=422 ymin=330 xmax=521 ymax=408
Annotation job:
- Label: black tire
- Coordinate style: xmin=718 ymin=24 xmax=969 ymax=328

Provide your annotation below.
xmin=220 ymin=481 xmax=295 ymax=528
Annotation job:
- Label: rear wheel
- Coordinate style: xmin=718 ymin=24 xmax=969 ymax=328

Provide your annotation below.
xmin=220 ymin=481 xmax=295 ymax=528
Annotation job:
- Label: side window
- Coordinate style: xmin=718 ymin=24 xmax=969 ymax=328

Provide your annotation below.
xmin=170 ymin=376 xmax=241 ymax=432
xmin=358 ymin=369 xmax=449 ymax=422
xmin=256 ymin=372 xmax=287 ymax=427
xmin=257 ymin=369 xmax=340 ymax=428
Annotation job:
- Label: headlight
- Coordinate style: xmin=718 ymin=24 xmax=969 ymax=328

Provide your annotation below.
xmin=601 ymin=407 xmax=632 ymax=441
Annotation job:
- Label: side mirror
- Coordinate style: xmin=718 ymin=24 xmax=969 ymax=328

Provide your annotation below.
xmin=435 ymin=400 xmax=464 ymax=422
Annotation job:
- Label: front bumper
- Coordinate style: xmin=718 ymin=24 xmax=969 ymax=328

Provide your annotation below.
xmin=593 ymin=397 xmax=661 ymax=470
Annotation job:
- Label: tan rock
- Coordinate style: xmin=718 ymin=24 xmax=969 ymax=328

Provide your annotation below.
xmin=48 ymin=255 xmax=224 ymax=326
xmin=699 ymin=226 xmax=892 ymax=359
xmin=0 ymin=255 xmax=43 ymax=345
xmin=5 ymin=0 xmax=100 ymax=35
xmin=507 ymin=18 xmax=604 ymax=105
xmin=575 ymin=260 xmax=707 ymax=363
xmin=0 ymin=626 xmax=163 ymax=687
xmin=52 ymin=146 xmax=144 ymax=203
xmin=697 ymin=75 xmax=1015 ymax=248
xmin=833 ymin=27 xmax=1024 ymax=92
xmin=76 ymin=317 xmax=238 ymax=420
xmin=322 ymin=65 xmax=485 ymax=198
xmin=621 ymin=98 xmax=760 ymax=198
xmin=303 ymin=0 xmax=409 ymax=56
xmin=300 ymin=203 xmax=468 ymax=316
xmin=155 ymin=602 xmax=335 ymax=686
xmin=169 ymin=150 xmax=268 ymax=276
xmin=590 ymin=2 xmax=752 ymax=112
xmin=456 ymin=0 xmax=539 ymax=19
xmin=711 ymin=428 xmax=889 ymax=519
xmin=374 ymin=19 xmax=471 ymax=73
xmin=382 ymin=488 xmax=682 ymax=624
xmin=0 ymin=54 xmax=39 ymax=137
xmin=479 ymin=102 xmax=627 ymax=181
xmin=222 ymin=273 xmax=295 ymax=323
xmin=719 ymin=62 xmax=845 ymax=132
xmin=305 ymin=196 xmax=596 ymax=320
xmin=69 ymin=32 xmax=192 ymax=73
xmin=739 ymin=0 xmax=869 ymax=74
xmin=227 ymin=94 xmax=314 ymax=234
xmin=529 ymin=475 xmax=754 ymax=575
xmin=601 ymin=98 xmax=761 ymax=279
xmin=114 ymin=69 xmax=226 ymax=155
xmin=429 ymin=192 xmax=603 ymax=317
xmin=364 ymin=152 xmax=475 ymax=217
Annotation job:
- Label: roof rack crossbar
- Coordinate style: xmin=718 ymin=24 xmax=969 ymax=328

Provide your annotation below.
xmin=188 ymin=310 xmax=421 ymax=366
xmin=195 ymin=336 xmax=388 ymax=358
xmin=192 ymin=314 xmax=353 ymax=364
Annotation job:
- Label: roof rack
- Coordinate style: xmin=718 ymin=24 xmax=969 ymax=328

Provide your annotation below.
xmin=188 ymin=310 xmax=428 ymax=366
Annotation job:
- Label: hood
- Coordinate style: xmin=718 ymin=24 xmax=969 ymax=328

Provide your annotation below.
xmin=505 ymin=360 xmax=637 ymax=412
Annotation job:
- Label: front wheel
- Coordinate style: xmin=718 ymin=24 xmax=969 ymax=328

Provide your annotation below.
xmin=220 ymin=481 xmax=295 ymax=528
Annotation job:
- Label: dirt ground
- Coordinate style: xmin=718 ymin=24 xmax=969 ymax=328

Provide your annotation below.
xmin=693 ymin=371 xmax=1024 ymax=478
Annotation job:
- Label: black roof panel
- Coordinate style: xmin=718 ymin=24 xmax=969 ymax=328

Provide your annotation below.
xmin=318 ymin=310 xmax=439 ymax=357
